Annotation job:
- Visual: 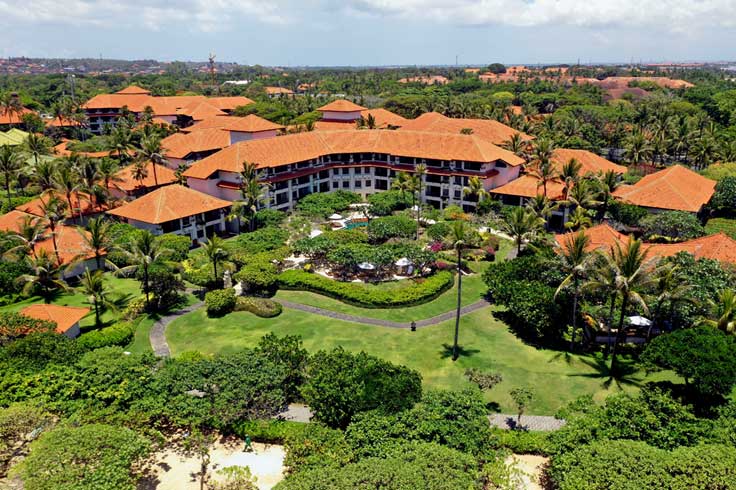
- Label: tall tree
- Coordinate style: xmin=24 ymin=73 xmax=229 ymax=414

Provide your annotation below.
xmin=414 ymin=163 xmax=427 ymax=239
xmin=501 ymin=206 xmax=545 ymax=255
xmin=18 ymin=249 xmax=68 ymax=303
xmin=137 ymin=134 xmax=167 ymax=186
xmin=78 ymin=269 xmax=116 ymax=326
xmin=202 ymin=235 xmax=227 ymax=285
xmin=117 ymin=231 xmax=165 ymax=311
xmin=0 ymin=145 xmax=23 ymax=208
xmin=449 ymin=220 xmax=470 ymax=361
xmin=23 ymin=133 xmax=52 ymax=168
xmin=39 ymin=195 xmax=67 ymax=264
xmin=53 ymin=164 xmax=81 ymax=224
xmin=79 ymin=217 xmax=113 ymax=271
xmin=555 ymin=231 xmax=594 ymax=350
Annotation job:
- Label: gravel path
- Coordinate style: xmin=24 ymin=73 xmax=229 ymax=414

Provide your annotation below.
xmin=278 ymin=299 xmax=490 ymax=329
xmin=488 ymin=414 xmax=567 ymax=431
xmin=150 ymin=301 xmax=204 ymax=357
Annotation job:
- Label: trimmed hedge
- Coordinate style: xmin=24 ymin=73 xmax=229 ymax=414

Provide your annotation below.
xmin=76 ymin=322 xmax=135 ymax=350
xmin=235 ymin=297 xmax=283 ymax=318
xmin=230 ymin=419 xmax=306 ymax=444
xmin=278 ymin=270 xmax=453 ymax=308
xmin=491 ymin=428 xmax=553 ymax=456
xmin=205 ymin=289 xmax=236 ymax=317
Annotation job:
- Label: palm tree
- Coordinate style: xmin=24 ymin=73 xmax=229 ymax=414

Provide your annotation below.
xmin=131 ymin=160 xmax=149 ymax=189
xmin=599 ymin=238 xmax=658 ymax=374
xmin=23 ymin=133 xmax=52 ymax=167
xmin=137 ymin=134 xmax=167 ymax=186
xmin=109 ymin=124 xmax=135 ymax=162
xmin=502 ymin=133 xmax=526 ymax=158
xmin=528 ymin=138 xmax=556 ymax=197
xmin=529 ymin=160 xmax=556 ymax=197
xmin=595 ymin=170 xmax=620 ymax=218
xmin=3 ymin=215 xmax=46 ymax=259
xmin=624 ymin=130 xmax=652 ymax=164
xmin=449 ymin=220 xmax=470 ymax=361
xmin=501 ymin=206 xmax=545 ymax=255
xmin=463 ymin=176 xmax=488 ymax=203
xmin=39 ymin=196 xmax=67 ymax=264
xmin=18 ymin=249 xmax=68 ymax=303
xmin=0 ymin=145 xmax=23 ymax=208
xmin=78 ymin=269 xmax=116 ymax=326
xmin=229 ymin=161 xmax=268 ymax=232
xmin=0 ymin=92 xmax=24 ymax=125
xmin=525 ymin=194 xmax=558 ymax=224
xmin=97 ymin=158 xmax=123 ymax=192
xmin=203 ymin=235 xmax=227 ymax=285
xmin=79 ymin=217 xmax=113 ymax=271
xmin=414 ymin=164 xmax=427 ymax=238
xmin=565 ymin=179 xmax=600 ymax=210
xmin=392 ymin=171 xmax=413 ymax=203
xmin=28 ymin=159 xmax=57 ymax=194
xmin=116 ymin=230 xmax=164 ymax=311
xmin=555 ymin=231 xmax=594 ymax=350
xmin=699 ymin=289 xmax=736 ymax=334
xmin=650 ymin=265 xmax=693 ymax=338
xmin=558 ymin=158 xmax=582 ymax=201
xmin=53 ymin=164 xmax=81 ymax=224
xmin=689 ymin=137 xmax=719 ymax=170
xmin=564 ymin=206 xmax=593 ymax=231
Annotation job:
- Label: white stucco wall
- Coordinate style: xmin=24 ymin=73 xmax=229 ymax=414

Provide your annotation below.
xmin=321 ymin=110 xmax=361 ymax=121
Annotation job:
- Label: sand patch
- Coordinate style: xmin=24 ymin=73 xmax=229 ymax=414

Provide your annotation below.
xmin=505 ymin=454 xmax=549 ymax=490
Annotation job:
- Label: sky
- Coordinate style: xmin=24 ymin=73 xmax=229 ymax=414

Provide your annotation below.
xmin=0 ymin=0 xmax=735 ymax=66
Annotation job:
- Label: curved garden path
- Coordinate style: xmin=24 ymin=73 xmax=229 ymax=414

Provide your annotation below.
xmin=150 ymin=300 xmax=204 ymax=357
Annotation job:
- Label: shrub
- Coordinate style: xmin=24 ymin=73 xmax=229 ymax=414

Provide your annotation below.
xmin=711 ymin=176 xmax=736 ymax=216
xmin=608 ymin=200 xmax=648 ymax=226
xmin=76 ymin=323 xmax=134 ymax=350
xmin=231 ymin=419 xmax=305 ymax=444
xmin=702 ymin=162 xmax=736 ymax=181
xmin=235 ymin=297 xmax=283 ymax=317
xmin=230 ymin=227 xmax=288 ymax=255
xmin=156 ymin=234 xmax=191 ymax=262
xmin=491 ymin=428 xmax=553 ymax=455
xmin=0 ymin=261 xmax=31 ymax=295
xmin=233 ymin=260 xmax=279 ymax=294
xmin=0 ymin=312 xmax=56 ymax=344
xmin=0 ymin=196 xmax=33 ymax=214
xmin=254 ymin=208 xmax=286 ymax=228
xmin=640 ymin=211 xmax=705 ymax=241
xmin=302 ymin=347 xmax=422 ymax=429
xmin=367 ymin=215 xmax=417 ymax=243
xmin=205 ymin=289 xmax=236 ymax=317
xmin=426 ymin=222 xmax=451 ymax=242
xmin=278 ymin=270 xmax=453 ymax=308
xmin=296 ymin=190 xmax=361 ymax=218
xmin=367 ymin=190 xmax=411 ymax=216
xmin=282 ymin=423 xmax=353 ymax=473
xmin=122 ymin=296 xmax=147 ymax=321
xmin=106 ymin=223 xmax=143 ymax=267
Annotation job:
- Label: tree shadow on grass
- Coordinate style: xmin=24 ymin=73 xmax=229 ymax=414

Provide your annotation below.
xmin=567 ymin=356 xmax=643 ymax=390
xmin=439 ymin=343 xmax=481 ymax=359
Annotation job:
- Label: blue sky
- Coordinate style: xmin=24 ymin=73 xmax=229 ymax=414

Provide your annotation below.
xmin=0 ymin=0 xmax=734 ymax=65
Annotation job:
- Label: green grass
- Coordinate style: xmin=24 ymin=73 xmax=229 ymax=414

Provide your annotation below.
xmin=0 ymin=276 xmax=141 ymax=330
xmin=124 ymin=293 xmax=199 ymax=355
xmin=166 ymin=305 xmax=674 ymax=415
xmin=706 ymin=217 xmax=736 ymax=239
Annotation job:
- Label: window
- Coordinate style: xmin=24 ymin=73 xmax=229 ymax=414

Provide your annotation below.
xmin=376 ymin=180 xmax=388 ymax=190
xmin=366 ymin=180 xmax=372 ymax=187
xmin=355 ymin=181 xmax=362 ymax=189
xmin=342 ymin=168 xmax=350 ymax=175
xmin=332 ymin=181 xmax=338 ymax=189
xmin=375 ymin=167 xmax=388 ymax=177
xmin=342 ymin=181 xmax=350 ymax=188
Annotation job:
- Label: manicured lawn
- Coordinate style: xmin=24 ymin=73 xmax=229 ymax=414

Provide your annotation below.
xmin=166 ymin=305 xmax=674 ymax=415
xmin=125 ymin=293 xmax=200 ymax=355
xmin=706 ymin=217 xmax=736 ymax=239
xmin=0 ymin=276 xmax=141 ymax=330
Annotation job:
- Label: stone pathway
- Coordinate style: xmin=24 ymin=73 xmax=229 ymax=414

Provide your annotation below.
xmin=150 ymin=301 xmax=203 ymax=357
xmin=488 ymin=414 xmax=566 ymax=431
xmin=278 ymin=299 xmax=490 ymax=329
xmin=275 ymin=403 xmax=313 ymax=423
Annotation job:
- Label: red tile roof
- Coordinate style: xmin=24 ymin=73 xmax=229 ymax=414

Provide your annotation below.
xmin=399 ymin=112 xmax=532 ymax=146
xmin=265 ymin=87 xmax=294 ymax=95
xmin=184 ymin=129 xmax=525 ymax=180
xmin=183 ymin=115 xmax=284 ymax=134
xmin=0 ymin=107 xmax=35 ymax=125
xmin=162 ymin=129 xmax=232 ymax=159
xmin=317 ymin=100 xmax=367 ymax=112
xmin=314 ymin=109 xmax=408 ymax=130
xmin=112 ymin=162 xmax=177 ymax=193
xmin=16 ymin=191 xmax=105 ymax=218
xmin=551 ymin=149 xmax=627 ymax=176
xmin=0 ymin=210 xmax=33 ymax=233
xmin=206 ymin=96 xmax=255 ymax=111
xmin=107 ymin=184 xmax=231 ymax=224
xmin=176 ymin=100 xmax=227 ymax=121
xmin=20 ymin=304 xmax=90 ymax=334
xmin=490 ymin=174 xmax=567 ymax=200
xmin=116 ymin=85 xmax=151 ymax=95
xmin=613 ymin=165 xmax=716 ymax=212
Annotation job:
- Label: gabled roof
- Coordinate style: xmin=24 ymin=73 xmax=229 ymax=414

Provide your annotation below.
xmin=83 ymin=93 xmax=151 ymax=111
xmin=112 ymin=162 xmax=177 ymax=193
xmin=491 ymin=174 xmax=567 ymax=200
xmin=184 ymin=129 xmax=525 ymax=179
xmin=314 ymin=108 xmax=408 ymax=130
xmin=183 ymin=115 xmax=284 ymax=134
xmin=107 ymin=184 xmax=231 ymax=224
xmin=613 ymin=165 xmax=716 ymax=212
xmin=0 ymin=209 xmax=33 ymax=233
xmin=0 ymin=107 xmax=34 ymax=125
xmin=116 ymin=85 xmax=151 ymax=95
xmin=399 ymin=112 xmax=532 ymax=146
xmin=265 ymin=87 xmax=294 ymax=95
xmin=554 ymin=224 xmax=736 ymax=264
xmin=206 ymin=96 xmax=255 ymax=111
xmin=15 ymin=191 xmax=105 ymax=218
xmin=551 ymin=149 xmax=627 ymax=176
xmin=20 ymin=304 xmax=90 ymax=334
xmin=176 ymin=100 xmax=227 ymax=121
xmin=317 ymin=100 xmax=367 ymax=112
xmin=162 ymin=129 xmax=231 ymax=159
xmin=0 ymin=128 xmax=28 ymax=145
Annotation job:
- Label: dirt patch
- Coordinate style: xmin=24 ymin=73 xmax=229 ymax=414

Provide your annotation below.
xmin=505 ymin=454 xmax=549 ymax=490
xmin=142 ymin=437 xmax=285 ymax=490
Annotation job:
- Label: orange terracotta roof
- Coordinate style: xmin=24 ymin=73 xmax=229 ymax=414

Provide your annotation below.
xmin=46 ymin=116 xmax=81 ymax=128
xmin=613 ymin=165 xmax=715 ymax=212
xmin=82 ymin=93 xmax=152 ymax=112
xmin=116 ymin=85 xmax=151 ymax=95
xmin=592 ymin=77 xmax=694 ymax=90
xmin=35 ymin=224 xmax=96 ymax=264
xmin=399 ymin=112 xmax=532 ymax=146
xmin=398 ymin=75 xmax=449 ymax=85
xmin=491 ymin=174 xmax=567 ymax=200
xmin=107 ymin=184 xmax=231 ymax=224
xmin=0 ymin=210 xmax=35 ymax=233
xmin=183 ymin=115 xmax=283 ymax=134
xmin=161 ymin=129 xmax=231 ymax=159
xmin=16 ymin=192 xmax=104 ymax=218
xmin=53 ymin=140 xmax=120 ymax=159
xmin=176 ymin=100 xmax=227 ymax=121
xmin=315 ymin=109 xmax=407 ymax=130
xmin=20 ymin=304 xmax=90 ymax=334
xmin=551 ymin=149 xmax=627 ymax=176
xmin=265 ymin=87 xmax=294 ymax=95
xmin=112 ymin=162 xmax=177 ymax=193
xmin=206 ymin=96 xmax=255 ymax=111
xmin=0 ymin=107 xmax=34 ymax=125
xmin=317 ymin=100 xmax=367 ymax=112
xmin=555 ymin=224 xmax=736 ymax=264
xmin=184 ymin=129 xmax=525 ymax=180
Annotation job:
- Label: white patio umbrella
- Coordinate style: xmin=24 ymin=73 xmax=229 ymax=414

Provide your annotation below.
xmin=328 ymin=213 xmax=343 ymax=220
xmin=628 ymin=315 xmax=652 ymax=327
xmin=395 ymin=257 xmax=412 ymax=267
xmin=358 ymin=262 xmax=376 ymax=271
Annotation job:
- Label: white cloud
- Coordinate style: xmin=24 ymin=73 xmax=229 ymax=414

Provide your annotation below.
xmin=339 ymin=0 xmax=736 ymax=31
xmin=0 ymin=0 xmax=290 ymax=31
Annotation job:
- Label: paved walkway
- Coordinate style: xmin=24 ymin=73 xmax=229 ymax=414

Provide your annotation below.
xmin=488 ymin=414 xmax=566 ymax=431
xmin=279 ymin=299 xmax=489 ymax=329
xmin=150 ymin=301 xmax=203 ymax=357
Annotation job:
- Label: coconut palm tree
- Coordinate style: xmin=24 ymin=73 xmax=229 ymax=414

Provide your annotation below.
xmin=525 ymin=194 xmax=559 ymax=224
xmin=502 ymin=133 xmax=526 ymax=158
xmin=555 ymin=231 xmax=594 ymax=350
xmin=414 ymin=164 xmax=427 ymax=238
xmin=501 ymin=206 xmax=545 ymax=255
xmin=230 ymin=161 xmax=268 ymax=232
xmin=594 ymin=170 xmax=620 ymax=218
xmin=53 ymin=164 xmax=81 ymax=224
xmin=564 ymin=206 xmax=593 ymax=231
xmin=78 ymin=269 xmax=116 ymax=326
xmin=598 ymin=238 xmax=658 ymax=374
xmin=699 ymin=289 xmax=736 ymax=334
xmin=23 ymin=133 xmax=52 ymax=168
xmin=624 ymin=130 xmax=652 ymax=164
xmin=116 ymin=230 xmax=164 ymax=311
xmin=203 ymin=235 xmax=228 ymax=285
xmin=565 ymin=179 xmax=601 ymax=210
xmin=137 ymin=134 xmax=167 ymax=186
xmin=0 ymin=145 xmax=24 ymax=208
xmin=130 ymin=161 xmax=149 ymax=190
xmin=28 ymin=159 xmax=57 ymax=194
xmin=0 ymin=92 xmax=24 ymax=124
xmin=463 ymin=176 xmax=488 ymax=203
xmin=3 ymin=215 xmax=46 ymax=259
xmin=650 ymin=264 xmax=693 ymax=338
xmin=39 ymin=195 xmax=67 ymax=264
xmin=109 ymin=124 xmax=135 ymax=162
xmin=689 ymin=137 xmax=719 ymax=170
xmin=18 ymin=249 xmax=68 ymax=303
xmin=392 ymin=171 xmax=413 ymax=203
xmin=79 ymin=217 xmax=113 ymax=271
xmin=558 ymin=158 xmax=582 ymax=201
xmin=449 ymin=220 xmax=470 ymax=361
